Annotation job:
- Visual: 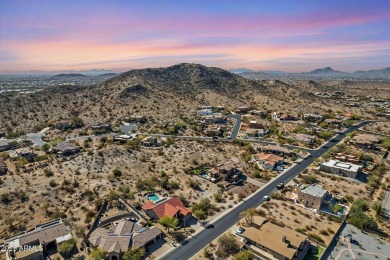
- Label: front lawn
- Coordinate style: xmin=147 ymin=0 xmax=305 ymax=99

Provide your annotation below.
xmin=304 ymin=246 xmax=324 ymax=260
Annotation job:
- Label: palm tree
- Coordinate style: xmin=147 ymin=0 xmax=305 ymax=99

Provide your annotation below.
xmin=159 ymin=215 xmax=179 ymax=233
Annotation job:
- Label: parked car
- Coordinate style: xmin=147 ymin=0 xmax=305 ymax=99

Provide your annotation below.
xmin=235 ymin=227 xmax=245 ymax=236
xmin=276 ymin=182 xmax=284 ymax=190
xmin=263 ymin=195 xmax=270 ymax=201
xmin=276 ymin=166 xmax=284 ymax=171
xmin=212 ymin=136 xmax=220 ymax=139
xmin=205 ymin=224 xmax=214 ymax=229
xmin=181 ymin=240 xmax=189 ymax=245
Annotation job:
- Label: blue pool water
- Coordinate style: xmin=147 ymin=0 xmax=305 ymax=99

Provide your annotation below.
xmin=201 ymin=172 xmax=208 ymax=178
xmin=148 ymin=194 xmax=161 ymax=202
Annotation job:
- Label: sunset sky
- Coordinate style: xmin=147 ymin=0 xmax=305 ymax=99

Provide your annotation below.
xmin=1 ymin=0 xmax=389 ymax=72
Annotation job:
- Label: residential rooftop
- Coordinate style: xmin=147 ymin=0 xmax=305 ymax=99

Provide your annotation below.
xmin=300 ymin=184 xmax=327 ymax=197
xmin=322 ymin=159 xmax=362 ymax=172
xmin=242 ymin=217 xmax=308 ymax=260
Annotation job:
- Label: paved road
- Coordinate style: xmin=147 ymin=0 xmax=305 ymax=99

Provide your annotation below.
xmin=161 ymin=121 xmax=370 ymax=260
xmin=66 ymin=133 xmax=115 ymax=141
xmin=227 ymin=114 xmax=242 ymax=139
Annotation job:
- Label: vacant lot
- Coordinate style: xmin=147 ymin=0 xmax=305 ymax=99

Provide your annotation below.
xmin=258 ymin=199 xmax=341 ymax=245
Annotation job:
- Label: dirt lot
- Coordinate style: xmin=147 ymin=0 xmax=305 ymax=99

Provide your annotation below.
xmin=363 ymin=121 xmax=390 ymax=136
xmin=257 ymin=199 xmax=342 ymax=245
xmin=230 ymin=182 xmax=261 ymax=198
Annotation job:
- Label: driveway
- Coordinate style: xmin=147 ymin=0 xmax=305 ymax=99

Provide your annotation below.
xmin=227 ymin=114 xmax=242 ymax=139
xmin=26 ymin=132 xmax=46 ymax=147
xmin=119 ymin=123 xmax=137 ymax=134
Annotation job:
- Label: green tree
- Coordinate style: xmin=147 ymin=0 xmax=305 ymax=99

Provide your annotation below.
xmin=192 ymin=198 xmax=212 ymax=214
xmin=57 ymin=238 xmax=76 ymax=258
xmin=329 ymin=203 xmax=343 ymax=214
xmin=193 ymin=209 xmax=207 ymax=221
xmin=90 ymin=249 xmax=105 ymax=260
xmin=41 ymin=143 xmax=50 ymax=152
xmin=348 ymin=199 xmax=377 ymax=230
xmin=233 ymin=251 xmax=254 ymax=260
xmin=122 ymin=247 xmax=145 ymax=260
xmin=381 ymin=137 xmax=390 ymax=149
xmin=159 ymin=215 xmax=179 ymax=233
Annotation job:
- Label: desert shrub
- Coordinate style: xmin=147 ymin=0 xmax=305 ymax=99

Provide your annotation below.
xmin=320 ymin=229 xmax=329 ymax=236
xmin=216 ymin=234 xmax=240 ymax=258
xmin=188 ymin=179 xmax=201 ymax=190
xmin=308 ymin=233 xmax=324 ymax=243
xmin=44 ymin=169 xmax=54 ymax=177
xmin=300 ymin=174 xmax=318 ymax=184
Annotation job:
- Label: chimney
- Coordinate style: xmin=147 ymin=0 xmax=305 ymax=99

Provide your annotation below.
xmin=282 ymin=235 xmax=289 ymax=245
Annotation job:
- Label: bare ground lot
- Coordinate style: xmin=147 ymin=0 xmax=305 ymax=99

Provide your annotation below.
xmin=257 ymin=199 xmax=342 ymax=245
xmin=363 ymin=121 xmax=390 ymax=136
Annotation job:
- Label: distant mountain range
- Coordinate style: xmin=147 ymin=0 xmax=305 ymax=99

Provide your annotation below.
xmin=229 ymin=66 xmax=390 ymax=79
xmin=51 ymin=73 xmax=87 ymax=79
xmin=50 ymin=72 xmax=117 ymax=79
xmin=0 ymin=69 xmax=117 ymax=76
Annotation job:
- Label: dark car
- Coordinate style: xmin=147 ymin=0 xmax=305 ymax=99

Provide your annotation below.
xmin=276 ymin=182 xmax=284 ymax=190
xmin=212 ymin=136 xmax=219 ymax=139
xmin=205 ymin=224 xmax=214 ymax=229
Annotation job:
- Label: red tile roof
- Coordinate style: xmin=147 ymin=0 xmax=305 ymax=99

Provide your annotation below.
xmin=142 ymin=197 xmax=192 ymax=219
xmin=257 ymin=153 xmax=283 ymax=163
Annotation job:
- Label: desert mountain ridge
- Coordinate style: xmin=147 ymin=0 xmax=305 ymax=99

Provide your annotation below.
xmin=0 ymin=63 xmax=388 ymax=134
xmin=229 ymin=66 xmax=390 ymax=78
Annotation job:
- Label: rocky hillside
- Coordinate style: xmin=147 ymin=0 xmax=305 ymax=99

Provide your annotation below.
xmin=0 ymin=64 xmax=268 ymax=133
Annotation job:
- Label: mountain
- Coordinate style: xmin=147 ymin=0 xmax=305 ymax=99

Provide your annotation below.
xmin=354 ymin=67 xmax=390 ymax=77
xmin=229 ymin=68 xmax=286 ymax=75
xmin=308 ymin=67 xmax=340 ymax=74
xmin=0 ymin=69 xmax=116 ymax=76
xmin=102 ymin=63 xmax=263 ymax=96
xmin=98 ymin=73 xmax=117 ymax=77
xmin=51 ymin=73 xmax=87 ymax=79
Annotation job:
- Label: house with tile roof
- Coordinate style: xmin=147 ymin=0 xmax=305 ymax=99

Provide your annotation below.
xmin=88 ymin=219 xmax=163 ymax=260
xmin=52 ymin=142 xmax=80 ymax=155
xmin=253 ymin=153 xmax=284 ymax=170
xmin=142 ymin=197 xmax=192 ymax=226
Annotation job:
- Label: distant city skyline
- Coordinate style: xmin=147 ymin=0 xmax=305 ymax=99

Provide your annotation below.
xmin=1 ymin=0 xmax=389 ymax=73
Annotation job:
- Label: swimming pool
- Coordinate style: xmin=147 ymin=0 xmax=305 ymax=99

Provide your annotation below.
xmin=148 ymin=194 xmax=161 ymax=202
xmin=201 ymin=172 xmax=208 ymax=178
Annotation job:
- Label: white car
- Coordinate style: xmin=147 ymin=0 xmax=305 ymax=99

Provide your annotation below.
xmin=235 ymin=227 xmax=245 ymax=236
xmin=263 ymin=195 xmax=270 ymax=201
